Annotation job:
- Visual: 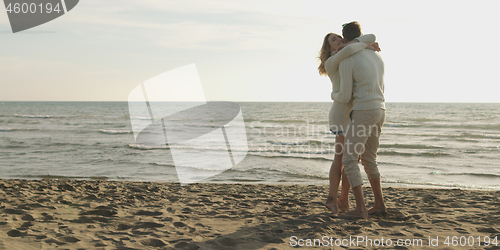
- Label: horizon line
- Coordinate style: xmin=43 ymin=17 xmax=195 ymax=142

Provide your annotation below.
xmin=1 ymin=100 xmax=499 ymax=104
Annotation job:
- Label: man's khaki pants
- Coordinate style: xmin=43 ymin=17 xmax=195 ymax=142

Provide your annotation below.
xmin=342 ymin=109 xmax=386 ymax=188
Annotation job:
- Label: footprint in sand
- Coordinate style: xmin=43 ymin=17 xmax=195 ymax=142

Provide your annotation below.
xmin=160 ymin=217 xmax=173 ymax=222
xmin=134 ymin=221 xmax=164 ymax=229
xmin=7 ymin=229 xmax=24 ymax=237
xmin=141 ymin=238 xmax=166 ymax=247
xmin=44 ymin=238 xmax=66 ymax=246
xmin=431 ymin=219 xmax=459 ymax=226
xmin=42 ymin=213 xmax=55 ymax=221
xmin=173 ymin=221 xmax=186 ymax=228
xmin=477 ymin=227 xmax=499 ymax=233
xmin=135 ymin=210 xmax=163 ymax=216
xmin=454 ymin=227 xmax=469 ymax=234
xmin=117 ymin=223 xmax=133 ymax=231
xmin=57 ymin=236 xmax=80 ymax=243
xmin=80 ymin=207 xmax=117 ymax=217
xmin=3 ymin=209 xmax=25 ymax=215
xmin=21 ymin=214 xmax=35 ymax=221
xmin=20 ymin=221 xmax=33 ymax=228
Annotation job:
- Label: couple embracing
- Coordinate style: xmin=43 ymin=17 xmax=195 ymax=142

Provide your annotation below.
xmin=318 ymin=21 xmax=386 ymax=218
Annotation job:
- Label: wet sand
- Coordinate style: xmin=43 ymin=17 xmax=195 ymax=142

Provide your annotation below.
xmin=0 ymin=179 xmax=499 ymax=249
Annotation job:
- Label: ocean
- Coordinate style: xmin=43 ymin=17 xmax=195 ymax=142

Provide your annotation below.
xmin=1 ymin=102 xmax=499 ymax=190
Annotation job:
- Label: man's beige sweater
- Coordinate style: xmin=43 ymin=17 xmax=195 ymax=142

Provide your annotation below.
xmin=332 ymin=49 xmax=385 ymax=110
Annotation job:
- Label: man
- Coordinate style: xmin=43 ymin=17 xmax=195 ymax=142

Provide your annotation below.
xmin=332 ymin=21 xmax=386 ymax=218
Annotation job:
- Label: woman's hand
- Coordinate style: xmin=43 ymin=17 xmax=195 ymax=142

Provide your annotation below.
xmin=335 ymin=43 xmax=348 ymax=52
xmin=366 ymin=42 xmax=381 ymax=52
xmin=336 ymin=41 xmax=381 ymax=52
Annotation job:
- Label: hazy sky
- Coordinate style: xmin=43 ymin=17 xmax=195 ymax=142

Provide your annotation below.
xmin=1 ymin=0 xmax=499 ymax=102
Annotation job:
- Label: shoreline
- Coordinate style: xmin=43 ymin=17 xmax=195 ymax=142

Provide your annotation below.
xmin=1 ymin=179 xmax=499 ymax=249
xmin=2 ymin=176 xmax=499 ymax=192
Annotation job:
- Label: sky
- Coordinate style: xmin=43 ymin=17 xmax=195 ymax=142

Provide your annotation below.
xmin=1 ymin=0 xmax=499 ymax=102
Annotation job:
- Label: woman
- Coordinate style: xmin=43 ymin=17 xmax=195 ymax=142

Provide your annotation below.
xmin=318 ymin=33 xmax=379 ymax=214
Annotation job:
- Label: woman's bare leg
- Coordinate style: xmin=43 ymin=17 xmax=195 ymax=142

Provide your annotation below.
xmin=325 ymin=135 xmax=344 ymax=214
xmin=338 ymin=155 xmax=362 ymax=212
xmin=338 ymin=169 xmax=350 ymax=212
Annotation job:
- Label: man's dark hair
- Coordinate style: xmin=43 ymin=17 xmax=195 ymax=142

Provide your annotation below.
xmin=342 ymin=21 xmax=362 ymax=42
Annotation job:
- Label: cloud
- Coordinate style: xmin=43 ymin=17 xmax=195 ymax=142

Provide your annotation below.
xmin=55 ymin=0 xmax=331 ymax=52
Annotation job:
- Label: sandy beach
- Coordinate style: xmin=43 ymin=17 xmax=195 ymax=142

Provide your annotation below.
xmin=0 ymin=179 xmax=499 ymax=249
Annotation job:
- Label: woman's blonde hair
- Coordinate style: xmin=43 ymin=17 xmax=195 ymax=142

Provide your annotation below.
xmin=318 ymin=33 xmax=339 ymax=76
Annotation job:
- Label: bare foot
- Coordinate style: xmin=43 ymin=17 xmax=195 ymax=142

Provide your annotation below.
xmin=367 ymin=205 xmax=386 ymax=215
xmin=324 ymin=197 xmax=339 ymax=214
xmin=337 ymin=198 xmax=349 ymax=212
xmin=342 ymin=208 xmax=368 ymax=219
